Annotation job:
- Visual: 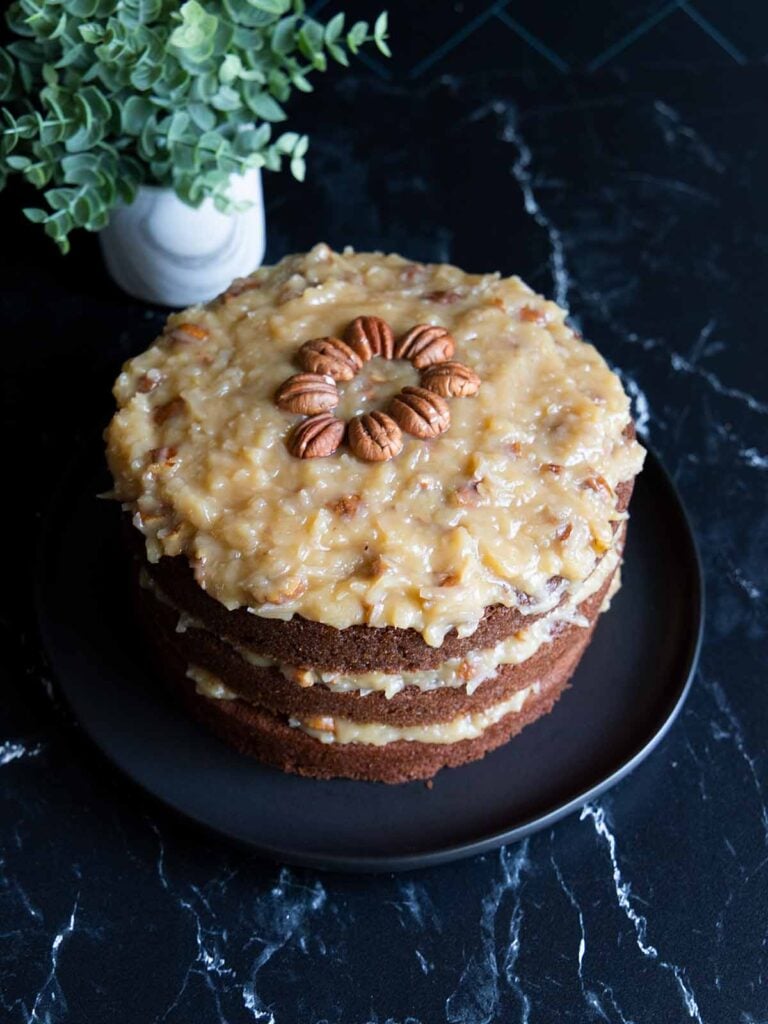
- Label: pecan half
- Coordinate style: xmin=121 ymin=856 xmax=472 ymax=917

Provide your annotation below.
xmin=344 ymin=316 xmax=394 ymax=361
xmin=389 ymin=386 xmax=450 ymax=438
xmin=420 ymin=360 xmax=480 ymax=398
xmin=347 ymin=411 xmax=403 ymax=462
xmin=167 ymin=323 xmax=209 ymax=345
xmin=275 ymin=373 xmax=339 ymax=415
xmin=288 ymin=414 xmax=345 ymax=458
xmin=394 ymin=324 xmax=455 ymax=368
xmin=298 ymin=337 xmax=362 ymax=381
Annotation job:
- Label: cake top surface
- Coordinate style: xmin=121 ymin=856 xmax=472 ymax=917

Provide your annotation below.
xmin=106 ymin=243 xmax=645 ymax=646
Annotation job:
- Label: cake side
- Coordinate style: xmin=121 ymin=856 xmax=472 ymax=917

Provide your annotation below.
xmin=147 ymin=607 xmax=597 ymax=784
xmin=136 ymin=533 xmax=621 ymax=729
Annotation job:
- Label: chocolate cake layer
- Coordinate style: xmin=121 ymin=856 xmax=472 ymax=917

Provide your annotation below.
xmin=137 ymin=561 xmax=615 ymax=727
xmin=152 ymin=622 xmax=590 ymax=783
xmin=140 ymin=478 xmax=631 ymax=674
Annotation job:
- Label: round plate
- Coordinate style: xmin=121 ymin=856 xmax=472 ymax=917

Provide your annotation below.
xmin=37 ymin=448 xmax=703 ymax=872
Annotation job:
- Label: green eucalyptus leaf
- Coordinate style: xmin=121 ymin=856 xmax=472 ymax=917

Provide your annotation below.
xmin=23 ymin=206 xmax=48 ymax=222
xmin=210 ymin=83 xmax=241 ymax=112
xmin=121 ymin=95 xmax=155 ymax=135
xmin=7 ymin=154 xmax=31 ymax=169
xmin=324 ymin=12 xmax=344 ymax=45
xmin=326 ymin=40 xmax=348 ymax=66
xmin=275 ymin=130 xmax=297 ymax=153
xmin=247 ymin=0 xmax=291 ymax=16
xmin=130 ymin=55 xmax=164 ymax=91
xmin=8 ymin=40 xmax=47 ymax=65
xmin=218 ymin=53 xmax=240 ymax=84
xmin=139 ymin=112 xmax=159 ymax=157
xmin=0 ymin=51 xmax=16 ymax=100
xmin=267 ymin=68 xmax=289 ymax=102
xmin=187 ymin=101 xmax=215 ymax=131
xmin=44 ymin=185 xmax=75 ymax=210
xmin=44 ymin=209 xmax=73 ymax=252
xmin=121 ymin=0 xmax=163 ymax=28
xmin=270 ymin=15 xmax=297 ymax=55
xmin=222 ymin=0 xmax=273 ymax=30
xmin=61 ymin=151 xmax=102 ymax=184
xmin=26 ymin=160 xmax=55 ymax=186
xmin=173 ymin=142 xmax=200 ymax=172
xmin=149 ymin=157 xmax=171 ymax=181
xmin=54 ymin=41 xmax=89 ymax=69
xmin=288 ymin=67 xmax=312 ymax=93
xmin=166 ymin=109 xmax=191 ymax=141
xmin=297 ymin=20 xmax=323 ymax=63
xmin=290 ymin=153 xmax=304 ymax=181
xmin=374 ymin=10 xmax=391 ymax=56
xmin=234 ymin=123 xmax=270 ymax=153
xmin=78 ymin=21 xmax=104 ymax=43
xmin=64 ymin=0 xmax=110 ymax=16
xmin=169 ymin=1 xmax=218 ymax=53
xmin=244 ymin=86 xmax=284 ymax=122
xmin=197 ymin=129 xmax=224 ymax=154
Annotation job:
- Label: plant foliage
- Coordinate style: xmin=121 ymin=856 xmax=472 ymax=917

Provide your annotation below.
xmin=0 ymin=0 xmax=390 ymax=251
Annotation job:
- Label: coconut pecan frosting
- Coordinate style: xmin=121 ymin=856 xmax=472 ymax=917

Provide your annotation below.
xmin=274 ymin=315 xmax=481 ymax=461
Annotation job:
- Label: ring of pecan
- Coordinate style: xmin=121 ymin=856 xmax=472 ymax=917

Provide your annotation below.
xmin=275 ymin=315 xmax=481 ymax=462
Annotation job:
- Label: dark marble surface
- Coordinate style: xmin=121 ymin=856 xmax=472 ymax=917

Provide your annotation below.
xmin=2 ymin=3 xmax=767 ymax=1021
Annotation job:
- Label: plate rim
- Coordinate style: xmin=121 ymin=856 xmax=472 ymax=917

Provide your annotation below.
xmin=35 ymin=445 xmax=704 ymax=873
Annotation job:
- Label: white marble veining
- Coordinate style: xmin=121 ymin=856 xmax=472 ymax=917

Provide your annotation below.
xmin=581 ymin=803 xmax=705 ymax=1023
xmin=445 ymin=842 xmax=531 ymax=1024
xmin=704 ymin=677 xmax=768 ymax=846
xmin=0 ymin=741 xmax=41 ymax=766
xmin=26 ymin=899 xmax=79 ymax=1024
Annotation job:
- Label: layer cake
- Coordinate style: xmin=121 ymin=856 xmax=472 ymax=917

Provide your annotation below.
xmin=105 ymin=244 xmax=645 ymax=783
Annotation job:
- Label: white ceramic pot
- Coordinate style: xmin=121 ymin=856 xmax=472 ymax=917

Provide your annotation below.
xmin=99 ymin=168 xmax=266 ymax=307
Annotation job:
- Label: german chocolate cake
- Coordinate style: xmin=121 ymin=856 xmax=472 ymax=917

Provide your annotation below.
xmin=105 ymin=244 xmax=645 ymax=783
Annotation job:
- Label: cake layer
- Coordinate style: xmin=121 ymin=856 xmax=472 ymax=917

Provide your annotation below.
xmin=137 ymin=554 xmax=615 ymax=727
xmin=151 ymin=622 xmax=592 ymax=783
xmin=106 ymin=246 xmax=646 ymax=645
xmin=138 ymin=479 xmax=631 ymax=674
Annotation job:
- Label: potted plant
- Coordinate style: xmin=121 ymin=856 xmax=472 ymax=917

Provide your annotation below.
xmin=0 ymin=1 xmax=389 ymax=306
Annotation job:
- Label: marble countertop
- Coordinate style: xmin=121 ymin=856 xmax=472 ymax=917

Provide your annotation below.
xmin=3 ymin=6 xmax=767 ymax=1020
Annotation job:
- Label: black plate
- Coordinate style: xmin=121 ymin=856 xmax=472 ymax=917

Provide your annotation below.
xmin=37 ymin=448 xmax=703 ymax=872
